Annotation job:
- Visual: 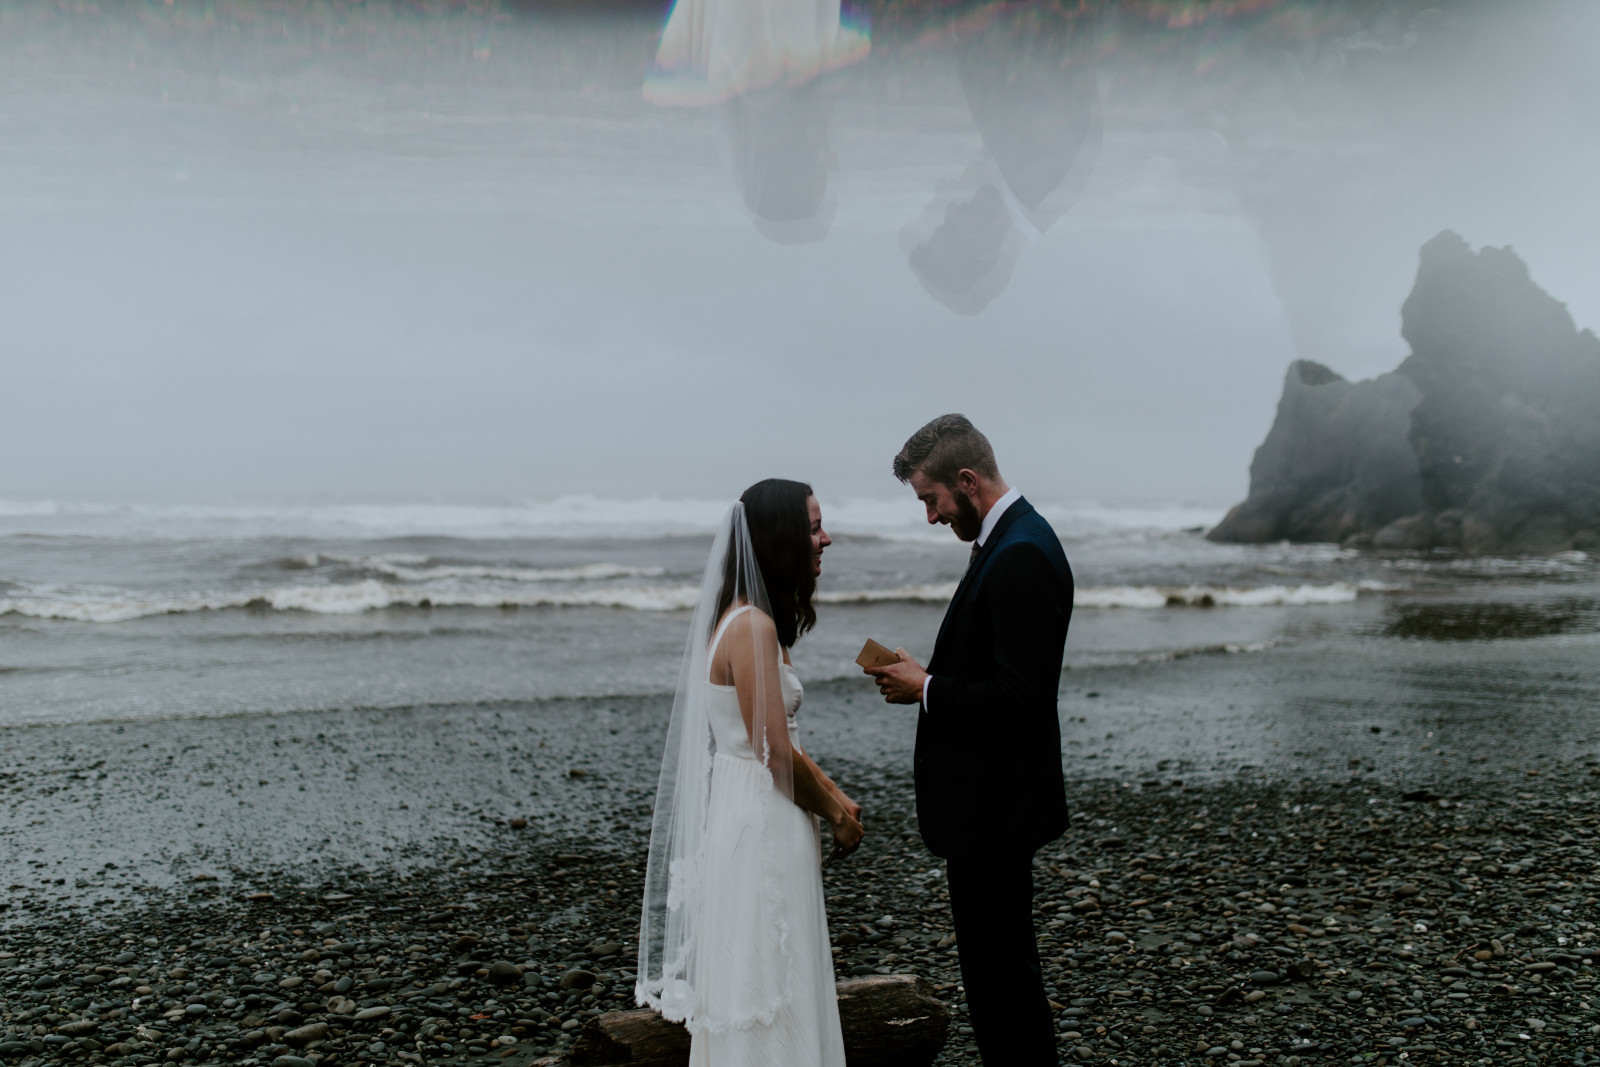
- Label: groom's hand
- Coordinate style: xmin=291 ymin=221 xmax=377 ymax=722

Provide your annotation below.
xmin=865 ymin=650 xmax=927 ymax=705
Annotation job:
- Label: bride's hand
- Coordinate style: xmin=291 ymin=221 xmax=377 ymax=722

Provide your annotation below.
xmin=842 ymin=796 xmax=863 ymax=824
xmin=831 ymin=808 xmax=864 ymax=853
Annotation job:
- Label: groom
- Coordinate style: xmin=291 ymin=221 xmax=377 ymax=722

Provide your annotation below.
xmin=865 ymin=413 xmax=1072 ymax=1065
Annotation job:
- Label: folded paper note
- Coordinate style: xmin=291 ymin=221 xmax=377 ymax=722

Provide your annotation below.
xmin=855 ymin=639 xmax=900 ymax=669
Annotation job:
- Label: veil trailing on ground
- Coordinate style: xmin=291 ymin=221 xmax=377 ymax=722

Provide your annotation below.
xmin=635 ymin=502 xmax=796 ymax=1024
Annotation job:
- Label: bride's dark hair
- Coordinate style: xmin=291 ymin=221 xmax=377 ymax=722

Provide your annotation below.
xmin=716 ymin=478 xmax=818 ymax=648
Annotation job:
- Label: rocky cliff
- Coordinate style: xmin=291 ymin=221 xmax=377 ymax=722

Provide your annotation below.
xmin=1211 ymin=232 xmax=1600 ymax=554
xmin=1207 ymin=361 xmax=1422 ymax=545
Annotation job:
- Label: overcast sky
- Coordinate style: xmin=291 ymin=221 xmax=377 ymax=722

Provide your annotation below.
xmin=2 ymin=1 xmax=1596 ymax=507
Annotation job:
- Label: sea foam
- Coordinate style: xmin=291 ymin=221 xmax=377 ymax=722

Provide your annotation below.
xmin=0 ymin=581 xmax=706 ymax=622
xmin=0 ymin=579 xmax=1388 ymax=623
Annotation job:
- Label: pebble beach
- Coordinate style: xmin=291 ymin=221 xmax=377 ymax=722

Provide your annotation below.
xmin=4 ymin=679 xmax=1599 ymax=1067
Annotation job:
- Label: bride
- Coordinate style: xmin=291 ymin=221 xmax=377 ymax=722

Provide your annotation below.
xmin=636 ymin=478 xmax=865 ymax=1065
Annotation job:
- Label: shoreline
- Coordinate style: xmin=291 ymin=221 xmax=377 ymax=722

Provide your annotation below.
xmin=8 ymin=642 xmax=1600 ymax=905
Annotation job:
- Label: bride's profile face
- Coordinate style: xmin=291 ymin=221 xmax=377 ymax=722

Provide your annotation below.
xmin=807 ymin=496 xmax=831 ymax=577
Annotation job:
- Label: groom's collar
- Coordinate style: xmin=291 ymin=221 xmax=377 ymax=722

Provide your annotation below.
xmin=975 ymin=487 xmax=1023 ymax=548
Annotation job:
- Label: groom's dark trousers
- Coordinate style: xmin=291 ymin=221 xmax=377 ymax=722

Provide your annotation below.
xmin=916 ymin=497 xmax=1073 ymax=1066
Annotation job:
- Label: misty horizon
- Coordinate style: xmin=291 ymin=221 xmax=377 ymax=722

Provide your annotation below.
xmin=3 ymin=0 xmax=1597 ymax=507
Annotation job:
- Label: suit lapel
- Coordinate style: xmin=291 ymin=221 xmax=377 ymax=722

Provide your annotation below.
xmin=932 ymin=497 xmax=1034 ymax=660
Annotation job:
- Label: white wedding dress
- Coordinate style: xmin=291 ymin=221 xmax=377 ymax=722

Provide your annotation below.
xmin=644 ymin=0 xmax=868 ymax=106
xmin=687 ymin=605 xmax=847 ymax=1066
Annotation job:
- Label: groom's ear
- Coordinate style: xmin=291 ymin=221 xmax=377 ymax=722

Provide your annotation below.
xmin=955 ymin=469 xmax=981 ymax=495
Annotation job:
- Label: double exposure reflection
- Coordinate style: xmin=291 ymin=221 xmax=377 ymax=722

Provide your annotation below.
xmin=902 ymin=1 xmax=1101 ymax=313
xmin=646 ymin=0 xmax=869 ymax=241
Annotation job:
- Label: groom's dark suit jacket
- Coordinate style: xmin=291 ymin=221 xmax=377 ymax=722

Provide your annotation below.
xmin=916 ymin=497 xmax=1073 ymax=859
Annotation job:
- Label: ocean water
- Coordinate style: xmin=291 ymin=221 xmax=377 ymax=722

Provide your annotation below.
xmin=4 ymin=496 xmax=1598 ymax=730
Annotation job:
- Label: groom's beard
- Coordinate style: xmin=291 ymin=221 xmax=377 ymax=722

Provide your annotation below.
xmin=950 ymin=490 xmax=983 ymax=542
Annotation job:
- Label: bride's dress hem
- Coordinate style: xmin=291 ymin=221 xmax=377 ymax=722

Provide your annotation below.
xmin=636 ymin=755 xmax=799 ymax=1035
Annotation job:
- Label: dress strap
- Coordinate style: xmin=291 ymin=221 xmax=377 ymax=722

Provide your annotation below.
xmin=708 ymin=603 xmax=757 ymax=662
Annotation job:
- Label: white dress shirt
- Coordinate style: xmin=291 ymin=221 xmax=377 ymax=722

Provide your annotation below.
xmin=922 ymin=487 xmax=1022 ymax=710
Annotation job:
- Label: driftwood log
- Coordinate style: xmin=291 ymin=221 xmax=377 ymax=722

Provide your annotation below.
xmin=568 ymin=973 xmax=950 ymax=1067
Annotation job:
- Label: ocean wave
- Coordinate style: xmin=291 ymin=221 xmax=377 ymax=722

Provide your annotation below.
xmin=1075 ymin=581 xmax=1387 ymax=609
xmin=0 ymin=495 xmax=1232 ymax=544
xmin=817 ymin=584 xmax=958 ymax=604
xmin=0 ymin=580 xmax=705 ymax=622
xmin=0 ymin=497 xmax=734 ymax=542
xmin=821 ymin=499 xmax=1228 ymax=545
xmin=0 ymin=590 xmax=250 ymax=624
xmin=312 ymin=555 xmax=667 ymax=584
xmin=1070 ymin=639 xmax=1285 ymax=669
xmin=265 ymin=580 xmax=703 ymax=614
xmin=0 ymin=577 xmax=1396 ymax=623
xmin=1170 ymin=639 xmax=1281 ymax=658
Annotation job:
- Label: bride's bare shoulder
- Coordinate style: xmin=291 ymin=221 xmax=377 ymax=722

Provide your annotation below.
xmin=718 ymin=604 xmax=777 ymax=643
xmin=710 ymin=605 xmax=780 ymax=685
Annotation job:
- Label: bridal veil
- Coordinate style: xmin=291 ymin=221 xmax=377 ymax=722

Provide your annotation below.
xmin=634 ymin=502 xmax=796 ymax=1024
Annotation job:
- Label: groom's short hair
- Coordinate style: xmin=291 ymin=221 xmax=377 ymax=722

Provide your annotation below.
xmin=893 ymin=414 xmax=1001 ymax=486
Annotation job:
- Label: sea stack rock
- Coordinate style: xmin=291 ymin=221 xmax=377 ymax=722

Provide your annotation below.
xmin=1206 ymin=361 xmax=1422 ymax=545
xmin=1398 ymin=231 xmax=1600 ymax=553
xmin=1211 ymin=231 xmax=1600 ymax=554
